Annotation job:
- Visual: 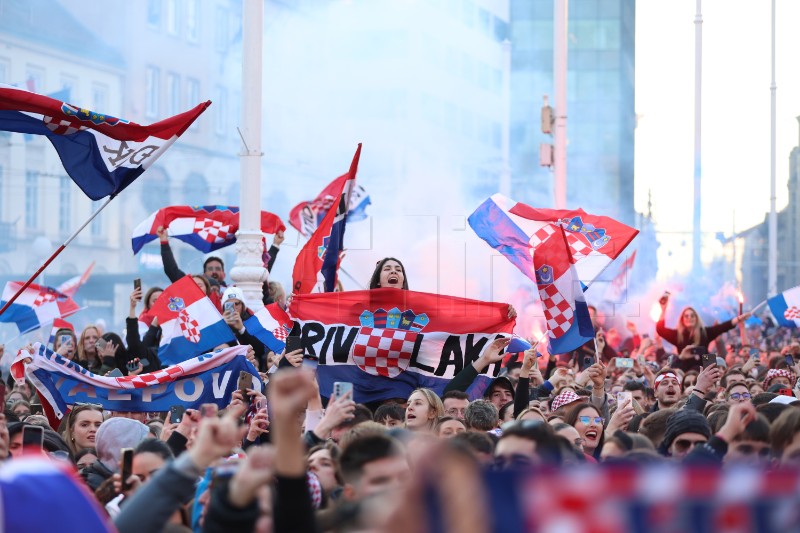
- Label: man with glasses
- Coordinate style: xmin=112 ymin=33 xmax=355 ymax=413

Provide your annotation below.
xmin=657 ymin=409 xmax=711 ymax=459
xmin=493 ymin=420 xmax=562 ymax=469
xmin=442 ymin=391 xmax=469 ymax=421
xmin=725 ymin=383 xmax=752 ymax=405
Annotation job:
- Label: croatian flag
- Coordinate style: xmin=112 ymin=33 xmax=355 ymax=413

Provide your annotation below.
xmin=131 ymin=205 xmax=286 ymax=254
xmin=55 ymin=261 xmax=95 ymax=298
xmin=289 ymin=181 xmax=371 ymax=237
xmin=0 ymin=282 xmax=79 ymax=334
xmin=290 ymin=289 xmax=515 ymax=402
xmin=468 ymin=194 xmax=639 ymax=289
xmin=243 ymin=303 xmax=292 ymax=353
xmin=48 ymin=318 xmax=75 ymax=348
xmin=149 ymin=276 xmax=235 ymax=365
xmin=292 ymin=144 xmax=362 ymax=294
xmin=0 ymin=457 xmax=113 ymax=533
xmin=604 ymin=250 xmax=637 ymax=303
xmin=0 ymin=84 xmax=210 ymax=200
xmin=532 ymin=227 xmax=595 ymax=353
xmin=768 ymin=286 xmax=800 ymax=328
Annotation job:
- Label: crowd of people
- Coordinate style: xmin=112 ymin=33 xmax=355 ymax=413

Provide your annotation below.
xmin=1 ymin=231 xmax=800 ymax=532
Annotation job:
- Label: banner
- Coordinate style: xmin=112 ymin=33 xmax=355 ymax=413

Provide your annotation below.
xmin=19 ymin=344 xmax=259 ymax=417
xmin=289 ymin=288 xmax=515 ymax=402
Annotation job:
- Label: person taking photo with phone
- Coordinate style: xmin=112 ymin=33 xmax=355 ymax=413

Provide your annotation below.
xmin=221 ymin=287 xmax=268 ymax=371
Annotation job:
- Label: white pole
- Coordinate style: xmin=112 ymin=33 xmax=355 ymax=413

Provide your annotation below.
xmin=692 ymin=0 xmax=703 ymax=274
xmin=499 ymin=39 xmax=511 ymax=198
xmin=230 ymin=0 xmax=267 ymax=310
xmin=768 ymin=0 xmax=778 ymax=297
xmin=553 ymin=0 xmax=568 ymax=209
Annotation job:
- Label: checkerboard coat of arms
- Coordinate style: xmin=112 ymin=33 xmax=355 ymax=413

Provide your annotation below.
xmin=352 ymin=307 xmax=429 ymax=378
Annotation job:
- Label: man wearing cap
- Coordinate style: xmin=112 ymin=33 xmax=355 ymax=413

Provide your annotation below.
xmin=653 ymin=364 xmax=719 ymax=413
xmin=657 ymin=409 xmax=712 ymax=459
xmin=762 ymin=368 xmax=797 ymax=391
xmin=221 ymin=287 xmax=267 ymax=370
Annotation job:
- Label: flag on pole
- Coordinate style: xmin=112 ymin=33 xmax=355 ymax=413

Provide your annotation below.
xmin=0 ymin=282 xmax=79 ymax=334
xmin=468 ymin=194 xmax=639 ymax=289
xmin=292 ymin=144 xmax=362 ymax=294
xmin=289 ymin=182 xmax=371 ymax=237
xmin=131 ymin=205 xmax=285 ymax=254
xmin=531 ymin=227 xmax=595 ymax=353
xmin=243 ymin=303 xmax=292 ymax=353
xmin=47 ymin=318 xmax=75 ymax=347
xmin=603 ymin=250 xmax=637 ymax=303
xmin=0 ymin=83 xmax=210 ymax=200
xmin=767 ymin=286 xmax=800 ymax=328
xmin=149 ymin=276 xmax=235 ymax=365
xmin=55 ymin=261 xmax=95 ymax=297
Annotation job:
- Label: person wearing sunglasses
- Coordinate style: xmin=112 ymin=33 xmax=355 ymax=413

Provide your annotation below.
xmin=725 ymin=383 xmax=752 ymax=405
xmin=493 ymin=419 xmax=562 ymax=470
xmin=658 ymin=409 xmax=711 ymax=459
xmin=563 ymin=403 xmax=605 ymax=460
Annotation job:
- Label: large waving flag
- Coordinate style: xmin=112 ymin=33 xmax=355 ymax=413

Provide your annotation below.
xmin=131 ymin=205 xmax=286 ymax=254
xmin=289 ymin=288 xmax=515 ymax=402
xmin=532 ymin=227 xmax=594 ymax=353
xmin=468 ymin=194 xmax=639 ymax=289
xmin=292 ymin=144 xmax=362 ymax=294
xmin=149 ymin=276 xmax=235 ymax=365
xmin=289 ymin=182 xmax=371 ymax=237
xmin=56 ymin=261 xmax=95 ymax=297
xmin=243 ymin=303 xmax=292 ymax=353
xmin=0 ymin=84 xmax=210 ymax=200
xmin=15 ymin=343 xmax=258 ymax=417
xmin=767 ymin=286 xmax=800 ymax=328
xmin=0 ymin=282 xmax=79 ymax=334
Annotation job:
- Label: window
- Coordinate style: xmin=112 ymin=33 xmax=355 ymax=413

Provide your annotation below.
xmin=165 ymin=0 xmax=179 ymax=36
xmin=147 ymin=0 xmax=161 ymax=29
xmin=214 ymin=85 xmax=227 ymax=136
xmin=166 ymin=73 xmax=180 ymax=116
xmin=91 ymin=200 xmax=103 ymax=237
xmin=145 ymin=66 xmax=160 ymax=117
xmin=92 ymin=83 xmax=108 ymax=113
xmin=186 ymin=78 xmax=200 ymax=129
xmin=25 ymin=171 xmax=38 ymax=229
xmin=185 ymin=0 xmax=199 ymax=42
xmin=59 ymin=176 xmax=71 ymax=233
xmin=215 ymin=6 xmax=229 ymax=51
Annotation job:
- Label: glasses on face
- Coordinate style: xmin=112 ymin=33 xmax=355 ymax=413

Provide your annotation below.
xmin=501 ymin=419 xmax=546 ymax=432
xmin=729 ymin=392 xmax=752 ymax=401
xmin=673 ymin=438 xmax=707 ymax=453
xmin=578 ymin=416 xmax=604 ymax=426
xmin=493 ymin=453 xmax=535 ymax=470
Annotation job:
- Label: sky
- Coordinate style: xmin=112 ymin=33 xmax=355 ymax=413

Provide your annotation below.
xmin=635 ymin=0 xmax=800 ymax=279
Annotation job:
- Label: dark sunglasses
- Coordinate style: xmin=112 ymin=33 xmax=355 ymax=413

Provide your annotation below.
xmin=673 ymin=438 xmax=707 ymax=452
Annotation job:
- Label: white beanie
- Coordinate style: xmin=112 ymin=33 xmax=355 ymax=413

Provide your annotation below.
xmin=222 ymin=286 xmax=245 ymax=304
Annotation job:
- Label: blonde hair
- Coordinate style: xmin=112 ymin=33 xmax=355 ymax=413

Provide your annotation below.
xmin=516 ymin=406 xmax=546 ymax=423
xmin=407 ymin=388 xmax=445 ymax=429
xmin=77 ymin=325 xmax=100 ymax=361
xmin=676 ymin=306 xmax=705 ymax=347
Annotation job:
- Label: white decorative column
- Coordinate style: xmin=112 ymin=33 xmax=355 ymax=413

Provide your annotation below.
xmin=229 ymin=0 xmax=267 ymax=310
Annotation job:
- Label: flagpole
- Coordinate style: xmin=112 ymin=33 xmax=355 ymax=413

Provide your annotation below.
xmin=0 ymin=197 xmax=113 ymax=318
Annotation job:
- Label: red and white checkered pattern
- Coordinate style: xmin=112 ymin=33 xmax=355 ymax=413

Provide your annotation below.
xmin=178 ymin=309 xmax=201 ymax=343
xmin=272 ymin=325 xmax=290 ymax=341
xmin=33 ymin=290 xmax=57 ymax=308
xmin=528 ymin=224 xmax=592 ymax=262
xmin=352 ymin=326 xmax=417 ymax=378
xmin=42 ymin=115 xmax=85 ymax=135
xmin=538 ymin=283 xmax=574 ymax=338
xmin=194 ymin=219 xmax=233 ymax=244
xmin=785 ymin=306 xmax=800 ymax=320
xmin=116 ymin=365 xmax=185 ymax=389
